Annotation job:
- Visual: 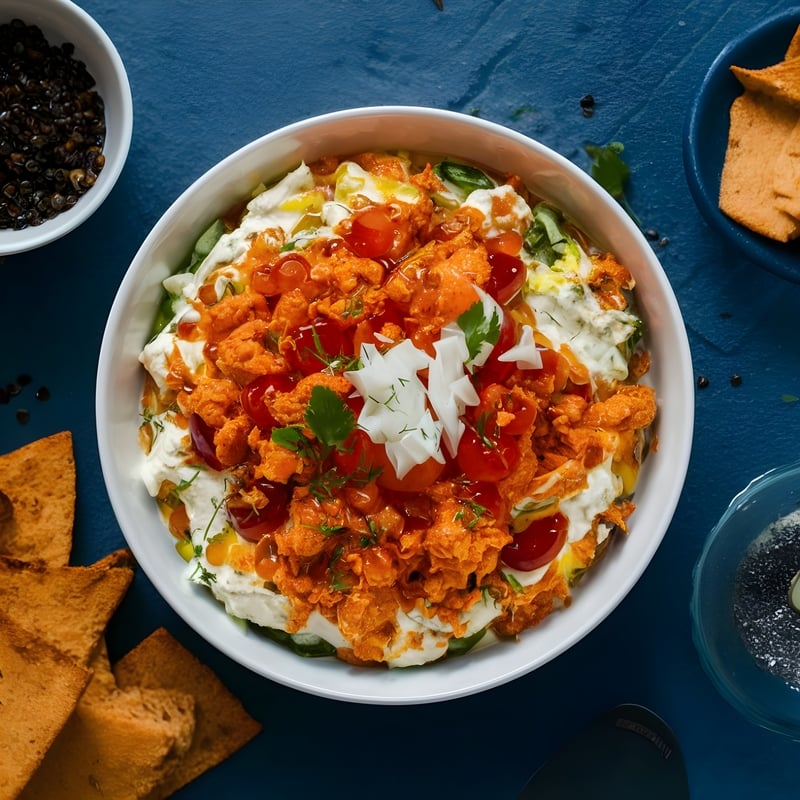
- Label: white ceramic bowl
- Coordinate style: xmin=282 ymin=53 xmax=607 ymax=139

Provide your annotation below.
xmin=0 ymin=0 xmax=132 ymax=255
xmin=97 ymin=106 xmax=694 ymax=704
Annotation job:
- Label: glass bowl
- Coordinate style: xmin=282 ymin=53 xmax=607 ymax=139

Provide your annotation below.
xmin=691 ymin=461 xmax=800 ymax=739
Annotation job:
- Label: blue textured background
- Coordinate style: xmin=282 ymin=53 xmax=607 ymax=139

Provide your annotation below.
xmin=3 ymin=1 xmax=800 ymax=796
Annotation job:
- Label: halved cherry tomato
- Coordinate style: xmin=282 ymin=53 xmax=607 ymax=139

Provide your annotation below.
xmin=335 ymin=430 xmax=446 ymax=492
xmin=501 ymin=512 xmax=568 ymax=571
xmin=240 ymin=373 xmax=296 ymax=431
xmin=227 ymin=479 xmax=290 ymax=542
xmin=332 ymin=429 xmax=380 ymax=478
xmin=455 ymin=427 xmax=520 ymax=483
xmin=485 ymin=231 xmax=523 ymax=256
xmin=251 ymin=253 xmax=311 ymax=296
xmin=476 ymin=383 xmax=536 ymax=436
xmin=377 ymin=454 xmax=446 ymax=493
xmin=346 ymin=206 xmax=396 ymax=259
xmin=485 ymin=250 xmax=525 ymax=304
xmin=287 ymin=317 xmax=354 ymax=375
xmin=188 ymin=412 xmax=223 ymax=471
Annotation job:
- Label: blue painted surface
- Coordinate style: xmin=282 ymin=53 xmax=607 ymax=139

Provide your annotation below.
xmin=2 ymin=1 xmax=800 ymax=796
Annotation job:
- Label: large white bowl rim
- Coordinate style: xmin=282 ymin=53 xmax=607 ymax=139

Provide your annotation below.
xmin=0 ymin=0 xmax=133 ymax=255
xmin=97 ymin=106 xmax=694 ymax=704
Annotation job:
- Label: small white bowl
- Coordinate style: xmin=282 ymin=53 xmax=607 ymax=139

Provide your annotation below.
xmin=0 ymin=0 xmax=132 ymax=255
xmin=97 ymin=106 xmax=694 ymax=704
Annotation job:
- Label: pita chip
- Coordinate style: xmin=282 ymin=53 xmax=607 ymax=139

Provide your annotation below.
xmin=114 ymin=627 xmax=263 ymax=799
xmin=785 ymin=23 xmax=800 ymax=60
xmin=0 ymin=431 xmax=75 ymax=565
xmin=0 ymin=613 xmax=91 ymax=800
xmin=19 ymin=680 xmax=197 ymax=800
xmin=0 ymin=551 xmax=134 ymax=666
xmin=719 ymin=91 xmax=800 ymax=241
xmin=731 ymin=57 xmax=800 ymax=107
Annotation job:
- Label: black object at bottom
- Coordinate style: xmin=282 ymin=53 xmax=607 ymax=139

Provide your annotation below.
xmin=518 ymin=703 xmax=689 ymax=799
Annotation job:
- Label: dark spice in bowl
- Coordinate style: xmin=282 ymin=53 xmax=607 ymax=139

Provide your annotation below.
xmin=0 ymin=18 xmax=106 ymax=230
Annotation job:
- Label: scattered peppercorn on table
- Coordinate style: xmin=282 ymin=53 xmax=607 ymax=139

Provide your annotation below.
xmin=2 ymin=1 xmax=800 ymax=798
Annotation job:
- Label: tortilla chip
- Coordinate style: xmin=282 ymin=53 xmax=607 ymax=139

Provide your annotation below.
xmin=114 ymin=627 xmax=263 ymax=799
xmin=0 ymin=613 xmax=91 ymax=800
xmin=771 ymin=116 xmax=800 ymax=216
xmin=19 ymin=681 xmax=197 ymax=800
xmin=0 ymin=431 xmax=75 ymax=565
xmin=786 ymin=24 xmax=800 ymax=60
xmin=0 ymin=551 xmax=134 ymax=666
xmin=731 ymin=57 xmax=800 ymax=107
xmin=719 ymin=91 xmax=800 ymax=241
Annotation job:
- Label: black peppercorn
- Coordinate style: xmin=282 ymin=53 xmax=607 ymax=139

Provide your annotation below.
xmin=0 ymin=19 xmax=106 ymax=230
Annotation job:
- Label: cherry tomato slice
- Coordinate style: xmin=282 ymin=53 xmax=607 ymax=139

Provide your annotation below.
xmin=227 ymin=479 xmax=290 ymax=542
xmin=188 ymin=412 xmax=223 ymax=471
xmin=288 ymin=317 xmax=354 ymax=375
xmin=251 ymin=253 xmax=311 ymax=296
xmin=485 ymin=250 xmax=525 ymax=304
xmin=485 ymin=231 xmax=523 ymax=256
xmin=346 ymin=206 xmax=396 ymax=259
xmin=332 ymin=429 xmax=379 ymax=478
xmin=467 ymin=481 xmax=506 ymax=522
xmin=455 ymin=427 xmax=520 ymax=483
xmin=501 ymin=512 xmax=568 ymax=571
xmin=240 ymin=373 xmax=296 ymax=431
xmin=377 ymin=454 xmax=446 ymax=493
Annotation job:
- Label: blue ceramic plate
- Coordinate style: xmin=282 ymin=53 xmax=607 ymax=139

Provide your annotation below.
xmin=691 ymin=461 xmax=800 ymax=740
xmin=683 ymin=9 xmax=800 ymax=283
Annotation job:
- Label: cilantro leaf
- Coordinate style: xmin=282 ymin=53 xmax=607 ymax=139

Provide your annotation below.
xmin=523 ymin=203 xmax=575 ymax=266
xmin=271 ymin=426 xmax=308 ymax=453
xmin=457 ymin=301 xmax=501 ymax=362
xmin=305 ymin=385 xmax=355 ymax=450
xmin=584 ymin=141 xmax=641 ymax=227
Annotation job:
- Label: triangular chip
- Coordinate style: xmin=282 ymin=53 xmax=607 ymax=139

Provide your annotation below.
xmin=114 ymin=627 xmax=263 ymax=799
xmin=731 ymin=57 xmax=800 ymax=107
xmin=0 ymin=551 xmax=134 ymax=666
xmin=19 ymin=681 xmax=196 ymax=800
xmin=785 ymin=23 xmax=800 ymax=60
xmin=0 ymin=431 xmax=75 ymax=565
xmin=772 ymin=116 xmax=800 ymax=217
xmin=0 ymin=613 xmax=91 ymax=800
xmin=719 ymin=91 xmax=800 ymax=241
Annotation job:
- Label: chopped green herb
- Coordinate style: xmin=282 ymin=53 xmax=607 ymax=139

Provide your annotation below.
xmin=188 ymin=218 xmax=226 ymax=273
xmin=504 ymin=572 xmax=524 ymax=593
xmin=584 ymin=141 xmax=641 ymax=226
xmin=261 ymin=627 xmax=337 ymax=658
xmin=457 ymin=300 xmax=501 ymax=362
xmin=305 ymin=385 xmax=356 ymax=449
xmin=190 ymin=560 xmax=217 ymax=587
xmin=433 ymin=161 xmax=495 ymax=199
xmin=447 ymin=627 xmax=487 ymax=656
xmin=523 ymin=203 xmax=577 ymax=266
